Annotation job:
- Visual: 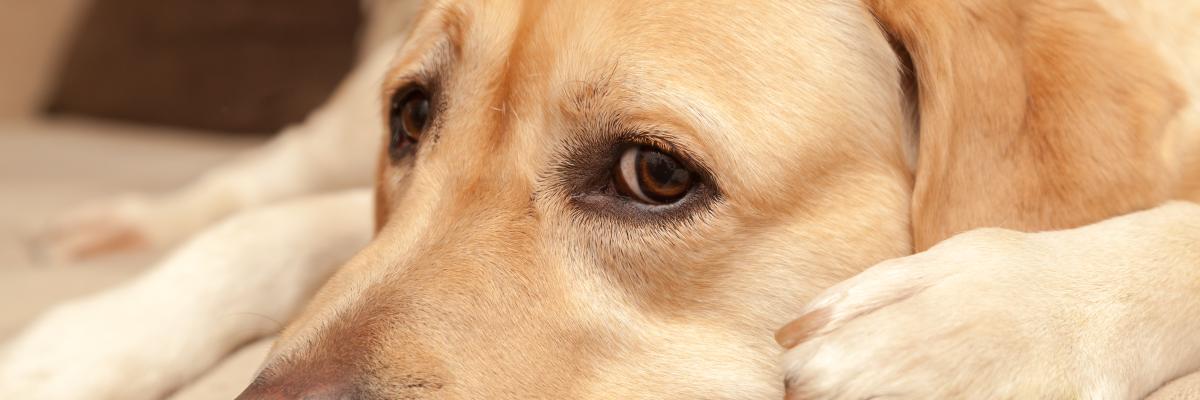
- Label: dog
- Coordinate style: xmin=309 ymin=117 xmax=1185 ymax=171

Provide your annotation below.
xmin=3 ymin=0 xmax=1200 ymax=398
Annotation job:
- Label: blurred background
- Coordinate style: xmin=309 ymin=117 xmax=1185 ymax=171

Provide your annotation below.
xmin=0 ymin=0 xmax=369 ymax=397
xmin=2 ymin=0 xmax=360 ymax=130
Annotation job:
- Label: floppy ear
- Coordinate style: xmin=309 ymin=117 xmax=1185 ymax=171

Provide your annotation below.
xmin=869 ymin=0 xmax=1184 ymax=250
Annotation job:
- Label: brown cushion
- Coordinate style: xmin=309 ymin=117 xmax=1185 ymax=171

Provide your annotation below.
xmin=48 ymin=0 xmax=361 ymax=134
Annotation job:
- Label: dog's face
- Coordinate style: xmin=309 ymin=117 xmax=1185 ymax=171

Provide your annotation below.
xmin=242 ymin=1 xmax=912 ymax=397
xmin=239 ymin=0 xmax=1180 ymax=398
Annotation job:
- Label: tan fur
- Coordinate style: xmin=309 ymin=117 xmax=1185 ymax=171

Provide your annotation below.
xmin=872 ymin=0 xmax=1187 ymax=250
xmin=247 ymin=1 xmax=912 ymax=398
xmin=6 ymin=0 xmax=1200 ymax=398
xmin=236 ymin=0 xmax=1200 ymax=399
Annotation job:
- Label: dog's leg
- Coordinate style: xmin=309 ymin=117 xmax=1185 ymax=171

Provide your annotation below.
xmin=0 ymin=189 xmax=372 ymax=400
xmin=777 ymin=201 xmax=1200 ymax=399
xmin=38 ymin=39 xmax=400 ymax=262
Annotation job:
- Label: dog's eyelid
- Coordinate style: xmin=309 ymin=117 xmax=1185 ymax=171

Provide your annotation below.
xmin=381 ymin=38 xmax=454 ymax=102
xmin=384 ymin=72 xmax=435 ymax=103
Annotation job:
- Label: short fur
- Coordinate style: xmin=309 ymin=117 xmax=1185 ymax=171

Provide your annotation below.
xmin=2 ymin=0 xmax=1199 ymax=399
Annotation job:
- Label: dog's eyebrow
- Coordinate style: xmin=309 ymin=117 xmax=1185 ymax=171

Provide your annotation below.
xmin=566 ymin=68 xmax=728 ymax=135
xmin=380 ymin=1 xmax=465 ymax=99
xmin=379 ymin=37 xmax=456 ymax=116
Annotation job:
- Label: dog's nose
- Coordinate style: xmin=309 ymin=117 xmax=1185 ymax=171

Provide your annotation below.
xmin=235 ymin=378 xmax=363 ymax=400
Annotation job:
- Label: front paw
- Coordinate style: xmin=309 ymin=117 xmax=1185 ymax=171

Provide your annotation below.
xmin=0 ymin=293 xmax=197 ymax=400
xmin=775 ymin=229 xmax=1096 ymax=399
xmin=35 ymin=194 xmax=158 ymax=263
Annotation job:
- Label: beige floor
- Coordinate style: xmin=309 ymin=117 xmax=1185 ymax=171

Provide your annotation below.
xmin=0 ymin=117 xmax=270 ymax=399
xmin=1 ymin=118 xmax=1198 ymax=399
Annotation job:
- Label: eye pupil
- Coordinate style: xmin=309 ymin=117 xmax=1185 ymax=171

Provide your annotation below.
xmin=402 ymin=94 xmax=429 ymax=137
xmin=637 ymin=151 xmax=691 ymax=200
xmin=613 ymin=145 xmax=695 ymax=205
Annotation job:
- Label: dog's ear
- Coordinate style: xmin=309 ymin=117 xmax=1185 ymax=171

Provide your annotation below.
xmin=870 ymin=0 xmax=1184 ymax=250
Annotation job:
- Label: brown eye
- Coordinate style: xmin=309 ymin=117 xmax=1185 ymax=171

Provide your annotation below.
xmin=612 ymin=146 xmax=695 ymax=204
xmin=389 ymin=87 xmax=431 ymax=155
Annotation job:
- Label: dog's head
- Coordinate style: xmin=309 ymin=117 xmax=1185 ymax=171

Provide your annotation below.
xmin=238 ymin=0 xmax=1179 ymax=398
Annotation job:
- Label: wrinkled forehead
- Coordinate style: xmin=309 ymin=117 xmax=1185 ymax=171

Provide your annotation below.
xmin=394 ymin=0 xmax=898 ymax=197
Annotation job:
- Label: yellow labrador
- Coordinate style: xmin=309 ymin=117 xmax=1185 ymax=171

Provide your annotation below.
xmin=4 ymin=0 xmax=1200 ymax=399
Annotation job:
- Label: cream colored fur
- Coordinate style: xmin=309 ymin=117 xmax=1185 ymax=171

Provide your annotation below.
xmin=1 ymin=0 xmax=1199 ymax=399
xmin=780 ymin=203 xmax=1200 ymax=398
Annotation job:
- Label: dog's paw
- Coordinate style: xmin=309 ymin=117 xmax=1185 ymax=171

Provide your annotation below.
xmin=0 ymin=293 xmax=197 ymax=400
xmin=775 ymin=229 xmax=1098 ymax=399
xmin=35 ymin=194 xmax=158 ymax=263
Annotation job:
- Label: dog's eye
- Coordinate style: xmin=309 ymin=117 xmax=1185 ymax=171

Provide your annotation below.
xmin=612 ymin=146 xmax=694 ymax=204
xmin=389 ymin=87 xmax=431 ymax=156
